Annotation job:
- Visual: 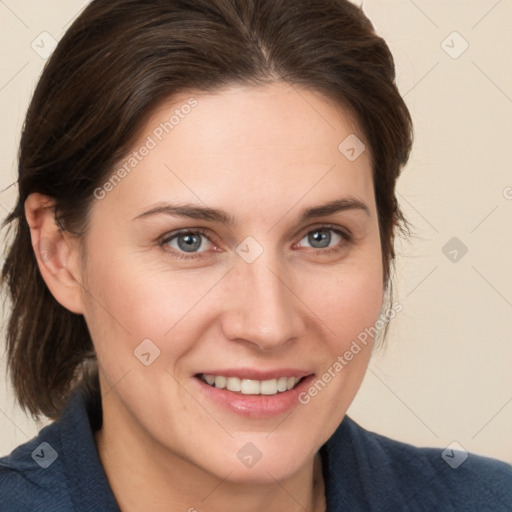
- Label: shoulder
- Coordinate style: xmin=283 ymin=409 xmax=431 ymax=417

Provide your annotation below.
xmin=0 ymin=420 xmax=74 ymax=511
xmin=0 ymin=388 xmax=118 ymax=512
xmin=322 ymin=416 xmax=512 ymax=511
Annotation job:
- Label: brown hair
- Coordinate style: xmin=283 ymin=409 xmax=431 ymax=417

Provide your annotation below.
xmin=1 ymin=0 xmax=413 ymax=419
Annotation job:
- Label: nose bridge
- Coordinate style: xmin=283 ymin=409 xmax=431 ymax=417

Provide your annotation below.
xmin=222 ymin=246 xmax=303 ymax=350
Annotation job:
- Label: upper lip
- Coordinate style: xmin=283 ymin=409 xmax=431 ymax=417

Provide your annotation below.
xmin=196 ymin=368 xmax=313 ymax=380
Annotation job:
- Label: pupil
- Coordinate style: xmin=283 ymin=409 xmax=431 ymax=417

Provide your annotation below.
xmin=178 ymin=233 xmax=202 ymax=252
xmin=309 ymin=229 xmax=331 ymax=248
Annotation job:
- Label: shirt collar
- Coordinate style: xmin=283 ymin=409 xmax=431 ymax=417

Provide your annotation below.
xmin=60 ymin=387 xmax=364 ymax=511
xmin=59 ymin=388 xmax=120 ymax=511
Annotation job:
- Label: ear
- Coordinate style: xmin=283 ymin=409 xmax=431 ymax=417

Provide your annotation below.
xmin=24 ymin=192 xmax=85 ymax=314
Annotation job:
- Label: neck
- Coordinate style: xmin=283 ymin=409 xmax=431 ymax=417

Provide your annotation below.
xmin=95 ymin=395 xmax=325 ymax=512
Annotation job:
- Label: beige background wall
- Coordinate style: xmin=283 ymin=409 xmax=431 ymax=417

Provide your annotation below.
xmin=1 ymin=0 xmax=511 ymax=463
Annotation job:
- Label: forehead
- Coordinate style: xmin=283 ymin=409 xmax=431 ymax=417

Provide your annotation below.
xmin=100 ymin=82 xmax=374 ymax=219
xmin=147 ymin=82 xmax=366 ymax=157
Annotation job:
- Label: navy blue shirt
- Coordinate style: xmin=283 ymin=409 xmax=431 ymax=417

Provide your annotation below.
xmin=1 ymin=389 xmax=511 ymax=511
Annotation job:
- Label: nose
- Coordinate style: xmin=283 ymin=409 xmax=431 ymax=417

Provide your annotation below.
xmin=220 ymin=250 xmax=306 ymax=352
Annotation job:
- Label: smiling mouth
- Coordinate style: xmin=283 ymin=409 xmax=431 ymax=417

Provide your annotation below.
xmin=197 ymin=374 xmax=306 ymax=396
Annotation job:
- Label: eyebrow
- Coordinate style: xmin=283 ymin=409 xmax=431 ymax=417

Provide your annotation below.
xmin=132 ymin=197 xmax=370 ymax=225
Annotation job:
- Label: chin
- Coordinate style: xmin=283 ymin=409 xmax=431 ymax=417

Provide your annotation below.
xmin=201 ymin=436 xmax=317 ymax=484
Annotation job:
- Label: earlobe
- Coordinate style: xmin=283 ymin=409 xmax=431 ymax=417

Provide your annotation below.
xmin=24 ymin=192 xmax=85 ymax=314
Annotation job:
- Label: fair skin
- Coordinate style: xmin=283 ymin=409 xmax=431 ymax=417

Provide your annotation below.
xmin=25 ymin=82 xmax=384 ymax=511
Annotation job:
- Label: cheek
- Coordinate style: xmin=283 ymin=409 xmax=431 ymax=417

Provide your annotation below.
xmin=294 ymin=260 xmax=384 ymax=423
xmin=80 ymin=244 xmax=227 ymax=366
xmin=307 ymin=258 xmax=384 ymax=354
xmin=83 ymin=238 xmax=384 ymax=353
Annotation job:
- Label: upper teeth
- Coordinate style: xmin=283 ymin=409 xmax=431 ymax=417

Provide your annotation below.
xmin=200 ymin=374 xmax=301 ymax=395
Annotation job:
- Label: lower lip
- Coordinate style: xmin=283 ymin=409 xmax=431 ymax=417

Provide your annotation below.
xmin=195 ymin=375 xmax=315 ymax=418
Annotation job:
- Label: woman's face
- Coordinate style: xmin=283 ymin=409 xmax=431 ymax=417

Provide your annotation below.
xmin=80 ymin=82 xmax=384 ymax=482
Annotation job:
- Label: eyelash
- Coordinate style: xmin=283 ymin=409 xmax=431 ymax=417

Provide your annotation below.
xmin=159 ymin=225 xmax=352 ymax=261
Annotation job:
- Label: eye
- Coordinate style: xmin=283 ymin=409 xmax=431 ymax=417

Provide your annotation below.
xmin=297 ymin=226 xmax=348 ymax=251
xmin=161 ymin=229 xmax=214 ymax=255
xmin=159 ymin=225 xmax=350 ymax=261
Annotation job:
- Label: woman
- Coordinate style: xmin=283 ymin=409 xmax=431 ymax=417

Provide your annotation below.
xmin=1 ymin=0 xmax=510 ymax=510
